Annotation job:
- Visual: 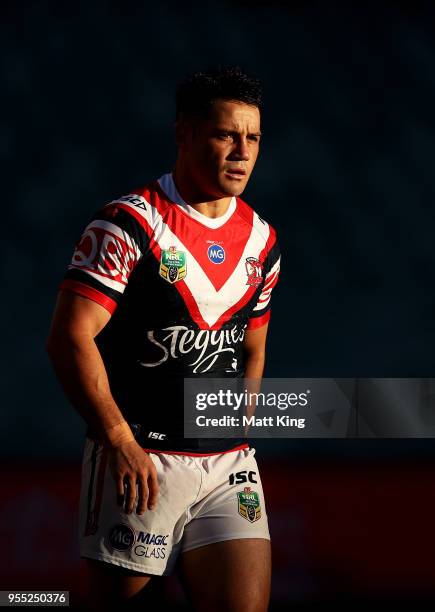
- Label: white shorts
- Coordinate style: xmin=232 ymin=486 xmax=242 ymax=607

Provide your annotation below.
xmin=79 ymin=439 xmax=270 ymax=576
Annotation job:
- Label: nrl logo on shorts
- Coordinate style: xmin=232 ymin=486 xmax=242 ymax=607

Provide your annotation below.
xmin=237 ymin=487 xmax=261 ymax=523
xmin=159 ymin=246 xmax=187 ymax=284
xmin=245 ymin=257 xmax=263 ymax=287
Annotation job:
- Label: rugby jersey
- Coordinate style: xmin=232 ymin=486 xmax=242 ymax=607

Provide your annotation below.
xmin=61 ymin=173 xmax=280 ymax=453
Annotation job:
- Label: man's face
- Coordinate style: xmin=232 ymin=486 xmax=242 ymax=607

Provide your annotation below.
xmin=178 ymin=99 xmax=261 ymax=200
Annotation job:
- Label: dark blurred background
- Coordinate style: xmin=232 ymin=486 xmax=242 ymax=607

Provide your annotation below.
xmin=2 ymin=0 xmax=435 ymax=608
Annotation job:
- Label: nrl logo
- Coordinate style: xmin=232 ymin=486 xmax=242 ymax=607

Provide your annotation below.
xmin=237 ymin=487 xmax=262 ymax=523
xmin=245 ymin=257 xmax=263 ymax=287
xmin=159 ymin=246 xmax=187 ymax=284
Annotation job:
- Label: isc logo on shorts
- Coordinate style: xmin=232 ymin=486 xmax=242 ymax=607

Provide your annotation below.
xmin=107 ymin=524 xmax=135 ymax=551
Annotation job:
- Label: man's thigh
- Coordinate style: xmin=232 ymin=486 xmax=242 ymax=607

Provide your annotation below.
xmin=79 ymin=440 xmax=201 ymax=576
xmin=85 ymin=559 xmax=152 ymax=610
xmin=179 ymin=538 xmax=271 ymax=612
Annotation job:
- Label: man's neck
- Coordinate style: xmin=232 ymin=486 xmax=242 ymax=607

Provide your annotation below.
xmin=172 ymin=166 xmax=232 ymax=219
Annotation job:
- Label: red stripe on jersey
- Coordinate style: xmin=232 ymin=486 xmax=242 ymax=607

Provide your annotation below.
xmin=152 ymin=248 xmax=258 ymax=330
xmin=152 ymin=182 xmax=254 ymax=291
xmin=141 ymin=443 xmax=249 ymax=456
xmin=236 ymin=198 xmax=274 ymax=265
xmin=103 ymin=207 xmax=209 ymax=328
xmin=259 ymin=223 xmax=277 ymax=264
xmin=114 ymin=202 xmax=155 ymax=243
xmin=116 ymin=203 xmax=258 ymax=330
xmin=145 ymin=181 xmax=173 ymax=216
xmin=247 ymin=309 xmax=271 ymax=330
xmin=115 ymin=189 xmax=272 ymax=330
xmin=144 ymin=239 xmax=219 ymax=329
xmin=256 ymin=269 xmax=280 ymax=306
xmin=263 ymin=266 xmax=280 ymax=288
xmin=211 ymin=283 xmax=259 ymax=329
xmin=59 ymin=280 xmax=118 ymax=314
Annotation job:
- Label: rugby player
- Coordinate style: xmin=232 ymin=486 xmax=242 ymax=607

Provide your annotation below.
xmin=46 ymin=66 xmax=280 ymax=611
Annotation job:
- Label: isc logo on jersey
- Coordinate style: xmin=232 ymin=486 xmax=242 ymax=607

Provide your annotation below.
xmin=207 ymin=244 xmax=225 ymax=264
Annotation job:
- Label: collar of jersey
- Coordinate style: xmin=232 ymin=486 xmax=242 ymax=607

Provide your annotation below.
xmin=158 ymin=172 xmax=237 ymax=229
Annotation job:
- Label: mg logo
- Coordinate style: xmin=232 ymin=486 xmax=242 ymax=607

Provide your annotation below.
xmin=107 ymin=524 xmax=135 ymax=551
xmin=207 ymin=244 xmax=225 ymax=264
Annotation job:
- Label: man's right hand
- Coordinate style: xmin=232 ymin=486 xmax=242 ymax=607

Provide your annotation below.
xmin=46 ymin=292 xmax=160 ymax=515
xmin=108 ymin=440 xmax=159 ymax=515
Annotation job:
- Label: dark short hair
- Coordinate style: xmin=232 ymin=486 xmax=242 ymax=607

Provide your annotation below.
xmin=176 ymin=66 xmax=263 ymax=121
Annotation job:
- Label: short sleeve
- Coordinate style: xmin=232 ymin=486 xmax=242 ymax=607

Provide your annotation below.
xmin=59 ymin=196 xmax=149 ymax=314
xmin=247 ymin=236 xmax=280 ymax=330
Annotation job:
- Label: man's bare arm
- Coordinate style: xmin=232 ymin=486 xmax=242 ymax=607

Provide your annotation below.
xmin=243 ymin=323 xmax=269 ymax=380
xmin=243 ymin=323 xmax=269 ymax=430
xmin=46 ymin=291 xmax=159 ymax=514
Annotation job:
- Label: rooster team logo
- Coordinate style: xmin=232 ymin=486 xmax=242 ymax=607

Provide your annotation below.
xmin=159 ymin=246 xmax=187 ymax=283
xmin=245 ymin=257 xmax=263 ymax=286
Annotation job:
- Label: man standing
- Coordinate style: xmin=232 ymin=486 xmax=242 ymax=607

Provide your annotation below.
xmin=47 ymin=67 xmax=280 ymax=611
